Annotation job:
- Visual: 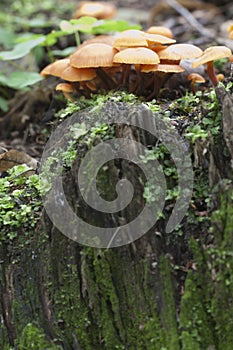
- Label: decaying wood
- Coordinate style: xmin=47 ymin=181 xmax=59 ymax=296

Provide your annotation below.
xmin=222 ymin=92 xmax=233 ymax=165
xmin=0 ymin=265 xmax=16 ymax=346
xmin=215 ymin=85 xmax=233 ymax=167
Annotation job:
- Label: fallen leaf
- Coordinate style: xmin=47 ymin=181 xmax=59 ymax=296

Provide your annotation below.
xmin=0 ymin=149 xmax=38 ymax=173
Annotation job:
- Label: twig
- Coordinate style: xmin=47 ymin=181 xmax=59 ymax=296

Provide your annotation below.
xmin=166 ymin=0 xmax=214 ymax=39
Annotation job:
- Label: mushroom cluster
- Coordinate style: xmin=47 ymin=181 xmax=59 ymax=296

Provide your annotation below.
xmin=40 ymin=26 xmax=232 ymax=101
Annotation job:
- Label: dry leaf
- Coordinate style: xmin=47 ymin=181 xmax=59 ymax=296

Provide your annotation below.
xmin=0 ymin=149 xmax=38 ymax=173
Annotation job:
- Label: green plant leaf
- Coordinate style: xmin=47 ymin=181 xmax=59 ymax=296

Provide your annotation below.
xmin=0 ymin=28 xmax=16 ymax=49
xmin=92 ymin=20 xmax=141 ymax=34
xmin=14 ymin=33 xmax=46 ymax=44
xmin=42 ymin=30 xmax=69 ymax=47
xmin=4 ymin=71 xmax=43 ymax=89
xmin=52 ymin=46 xmax=76 ymax=57
xmin=0 ymin=75 xmax=8 ymax=85
xmin=27 ymin=18 xmax=54 ymax=28
xmin=0 ymin=36 xmax=46 ymax=60
xmin=69 ymin=16 xmax=98 ymax=33
xmin=0 ymin=96 xmax=8 ymax=112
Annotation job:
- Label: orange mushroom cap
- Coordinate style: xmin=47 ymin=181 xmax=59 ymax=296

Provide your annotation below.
xmin=113 ymin=30 xmax=148 ymax=48
xmin=141 ymin=63 xmax=184 ymax=73
xmin=216 ymin=73 xmax=225 ymax=82
xmin=144 ymin=33 xmax=176 ymax=45
xmin=158 ymin=44 xmax=203 ymax=61
xmin=55 ymin=83 xmax=73 ymax=92
xmin=146 ymin=26 xmax=174 ymax=39
xmin=187 ymin=73 xmax=206 ymax=93
xmin=192 ymin=46 xmax=232 ymax=68
xmin=55 ymin=83 xmax=74 ymax=101
xmin=40 ymin=58 xmax=70 ymax=77
xmin=76 ymin=35 xmax=116 ymax=50
xmin=61 ymin=66 xmax=96 ymax=82
xmin=187 ymin=73 xmax=206 ymax=83
xmin=70 ymin=43 xmax=118 ymax=68
xmin=229 ymin=55 xmax=233 ymax=63
xmin=113 ymin=47 xmax=160 ymax=65
xmin=192 ymin=46 xmax=232 ymax=87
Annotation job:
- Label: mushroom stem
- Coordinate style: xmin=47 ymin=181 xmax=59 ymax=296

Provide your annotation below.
xmin=96 ymin=67 xmax=115 ymax=90
xmin=120 ymin=63 xmax=131 ymax=87
xmin=190 ymin=81 xmax=196 ymax=93
xmin=130 ymin=65 xmax=142 ymax=93
xmin=206 ymin=61 xmax=218 ymax=86
xmin=146 ymin=72 xmax=160 ymax=100
xmin=63 ymin=92 xmax=75 ymax=102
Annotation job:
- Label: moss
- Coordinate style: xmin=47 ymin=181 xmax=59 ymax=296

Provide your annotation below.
xmin=159 ymin=256 xmax=180 ymax=350
xmin=1 ymin=90 xmax=232 ymax=349
xmin=48 ymin=241 xmax=94 ymax=349
xmin=179 ymin=239 xmax=215 ymax=349
xmin=209 ymin=186 xmax=233 ymax=349
xmin=179 ymin=185 xmax=233 ymax=350
xmin=17 ymin=323 xmax=58 ymax=350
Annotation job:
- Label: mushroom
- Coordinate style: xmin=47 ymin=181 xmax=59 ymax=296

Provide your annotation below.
xmin=73 ymin=35 xmax=117 ymax=52
xmin=113 ymin=30 xmax=149 ymax=49
xmin=187 ymin=73 xmax=206 ymax=93
xmin=61 ymin=66 xmax=96 ymax=82
xmin=216 ymin=73 xmax=225 ymax=82
xmin=55 ymin=83 xmax=74 ymax=101
xmin=40 ymin=58 xmax=70 ymax=77
xmin=143 ymin=33 xmax=176 ymax=50
xmin=113 ymin=47 xmax=160 ymax=89
xmin=70 ymin=43 xmax=117 ymax=68
xmin=158 ymin=43 xmax=203 ymax=62
xmin=192 ymin=46 xmax=232 ymax=86
xmin=229 ymin=55 xmax=233 ymax=63
xmin=141 ymin=63 xmax=185 ymax=99
xmin=69 ymin=43 xmax=118 ymax=89
xmin=146 ymin=26 xmax=174 ymax=39
xmin=73 ymin=1 xmax=116 ymax=19
xmin=40 ymin=58 xmax=98 ymax=95
xmin=61 ymin=66 xmax=97 ymax=97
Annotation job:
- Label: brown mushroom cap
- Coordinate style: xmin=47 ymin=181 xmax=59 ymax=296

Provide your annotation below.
xmin=187 ymin=73 xmax=206 ymax=83
xmin=55 ymin=83 xmax=75 ymax=101
xmin=192 ymin=46 xmax=232 ymax=68
xmin=76 ymin=35 xmax=117 ymax=49
xmin=158 ymin=44 xmax=203 ymax=61
xmin=70 ymin=43 xmax=118 ymax=68
xmin=74 ymin=1 xmax=116 ymax=19
xmin=187 ymin=73 xmax=206 ymax=93
xmin=144 ymin=33 xmax=176 ymax=45
xmin=150 ymin=44 xmax=169 ymax=53
xmin=146 ymin=26 xmax=174 ymax=39
xmin=55 ymin=83 xmax=73 ymax=92
xmin=113 ymin=30 xmax=148 ymax=48
xmin=141 ymin=63 xmax=184 ymax=73
xmin=40 ymin=58 xmax=70 ymax=77
xmin=113 ymin=47 xmax=160 ymax=65
xmin=61 ymin=66 xmax=96 ymax=82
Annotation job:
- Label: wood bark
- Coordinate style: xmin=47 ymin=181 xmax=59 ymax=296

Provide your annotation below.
xmin=0 ymin=89 xmax=233 ymax=349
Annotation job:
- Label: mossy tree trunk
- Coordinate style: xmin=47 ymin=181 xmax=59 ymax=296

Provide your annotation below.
xmin=0 ymin=88 xmax=233 ymax=350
